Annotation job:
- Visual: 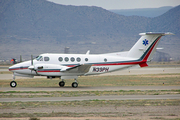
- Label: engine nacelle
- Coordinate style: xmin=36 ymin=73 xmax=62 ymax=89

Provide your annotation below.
xmin=34 ymin=64 xmax=69 ymax=76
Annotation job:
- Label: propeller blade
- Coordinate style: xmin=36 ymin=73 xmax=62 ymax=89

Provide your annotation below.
xmin=31 ymin=55 xmax=33 ymax=65
xmin=30 ymin=55 xmax=33 ymax=74
xmin=20 ymin=55 xmax=22 ymax=62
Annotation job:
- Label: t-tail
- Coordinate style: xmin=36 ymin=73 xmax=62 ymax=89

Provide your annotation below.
xmin=127 ymin=32 xmax=174 ymax=67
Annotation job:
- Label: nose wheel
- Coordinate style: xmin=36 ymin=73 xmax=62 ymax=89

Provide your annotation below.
xmin=10 ymin=73 xmax=17 ymax=88
xmin=10 ymin=81 xmax=17 ymax=88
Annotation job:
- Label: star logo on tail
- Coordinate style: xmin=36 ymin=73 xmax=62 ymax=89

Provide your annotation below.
xmin=143 ymin=39 xmax=148 ymax=46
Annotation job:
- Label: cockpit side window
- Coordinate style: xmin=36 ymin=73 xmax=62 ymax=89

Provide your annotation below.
xmin=36 ymin=56 xmax=43 ymax=61
xmin=44 ymin=57 xmax=50 ymax=61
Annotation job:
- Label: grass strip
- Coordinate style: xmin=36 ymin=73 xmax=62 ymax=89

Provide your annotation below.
xmin=0 ymin=99 xmax=180 ymax=118
xmin=0 ymin=112 xmax=136 ymax=118
xmin=0 ymin=99 xmax=180 ymax=109
xmin=0 ymin=90 xmax=180 ymax=98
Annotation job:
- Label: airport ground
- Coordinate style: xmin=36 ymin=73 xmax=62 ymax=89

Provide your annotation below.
xmin=0 ymin=64 xmax=180 ymax=120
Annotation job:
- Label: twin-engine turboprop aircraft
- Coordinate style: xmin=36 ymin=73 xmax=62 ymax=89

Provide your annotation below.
xmin=9 ymin=32 xmax=173 ymax=88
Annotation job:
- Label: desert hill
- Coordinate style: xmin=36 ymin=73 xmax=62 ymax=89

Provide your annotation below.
xmin=0 ymin=0 xmax=179 ymax=60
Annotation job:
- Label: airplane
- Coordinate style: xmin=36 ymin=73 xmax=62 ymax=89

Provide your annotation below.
xmin=9 ymin=32 xmax=174 ymax=88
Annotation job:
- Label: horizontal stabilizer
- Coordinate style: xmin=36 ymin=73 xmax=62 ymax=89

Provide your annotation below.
xmin=139 ymin=32 xmax=174 ymax=36
xmin=156 ymin=48 xmax=163 ymax=50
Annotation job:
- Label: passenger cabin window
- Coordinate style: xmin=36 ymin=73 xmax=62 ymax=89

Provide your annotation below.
xmin=44 ymin=57 xmax=50 ymax=61
xmin=104 ymin=58 xmax=107 ymax=62
xmin=71 ymin=57 xmax=75 ymax=62
xmin=76 ymin=57 xmax=81 ymax=62
xmin=65 ymin=57 xmax=69 ymax=62
xmin=85 ymin=58 xmax=88 ymax=62
xmin=58 ymin=57 xmax=63 ymax=62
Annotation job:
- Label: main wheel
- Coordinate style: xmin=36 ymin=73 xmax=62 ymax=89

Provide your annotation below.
xmin=10 ymin=81 xmax=17 ymax=88
xmin=72 ymin=82 xmax=78 ymax=88
xmin=59 ymin=81 xmax=65 ymax=87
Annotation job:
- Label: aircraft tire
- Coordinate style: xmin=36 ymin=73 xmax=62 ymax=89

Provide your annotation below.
xmin=10 ymin=81 xmax=17 ymax=88
xmin=72 ymin=82 xmax=78 ymax=88
xmin=59 ymin=81 xmax=65 ymax=87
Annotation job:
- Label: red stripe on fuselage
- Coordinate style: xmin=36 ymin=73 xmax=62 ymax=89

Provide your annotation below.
xmin=37 ymin=70 xmax=60 ymax=72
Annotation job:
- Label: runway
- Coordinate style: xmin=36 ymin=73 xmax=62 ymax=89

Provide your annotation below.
xmin=0 ymin=86 xmax=180 ymax=92
xmin=0 ymin=94 xmax=180 ymax=102
xmin=1 ymin=67 xmax=180 ymax=103
xmin=1 ymin=67 xmax=180 ymax=80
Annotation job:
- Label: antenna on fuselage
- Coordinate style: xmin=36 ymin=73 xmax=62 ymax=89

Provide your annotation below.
xmin=64 ymin=47 xmax=70 ymax=54
xmin=86 ymin=50 xmax=90 ymax=55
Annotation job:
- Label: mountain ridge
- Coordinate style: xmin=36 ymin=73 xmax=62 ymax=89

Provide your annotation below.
xmin=109 ymin=6 xmax=174 ymax=18
xmin=0 ymin=0 xmax=179 ymax=60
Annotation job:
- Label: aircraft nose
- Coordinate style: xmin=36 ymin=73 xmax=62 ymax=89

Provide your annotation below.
xmin=9 ymin=60 xmax=32 ymax=72
xmin=9 ymin=65 xmax=17 ymax=72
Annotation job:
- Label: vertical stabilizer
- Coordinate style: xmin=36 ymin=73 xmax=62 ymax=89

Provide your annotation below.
xmin=127 ymin=32 xmax=173 ymax=62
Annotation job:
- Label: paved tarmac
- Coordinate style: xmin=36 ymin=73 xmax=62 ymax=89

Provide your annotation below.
xmin=0 ymin=86 xmax=180 ymax=92
xmin=1 ymin=67 xmax=180 ymax=103
xmin=1 ymin=67 xmax=180 ymax=80
xmin=1 ymin=67 xmax=180 ymax=92
xmin=0 ymin=94 xmax=180 ymax=102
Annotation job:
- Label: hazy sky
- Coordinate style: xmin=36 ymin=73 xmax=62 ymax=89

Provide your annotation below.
xmin=48 ymin=0 xmax=180 ymax=9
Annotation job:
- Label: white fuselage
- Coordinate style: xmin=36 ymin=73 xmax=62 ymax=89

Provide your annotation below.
xmin=9 ymin=53 xmax=138 ymax=77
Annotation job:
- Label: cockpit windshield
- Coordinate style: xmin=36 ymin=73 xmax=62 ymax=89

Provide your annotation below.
xmin=36 ymin=56 xmax=43 ymax=61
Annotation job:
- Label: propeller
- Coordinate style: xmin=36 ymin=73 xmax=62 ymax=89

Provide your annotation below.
xmin=28 ymin=55 xmax=43 ymax=75
xmin=28 ymin=55 xmax=38 ymax=75
xmin=28 ymin=55 xmax=34 ymax=70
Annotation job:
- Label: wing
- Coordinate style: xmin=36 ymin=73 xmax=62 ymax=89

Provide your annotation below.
xmin=61 ymin=64 xmax=92 ymax=73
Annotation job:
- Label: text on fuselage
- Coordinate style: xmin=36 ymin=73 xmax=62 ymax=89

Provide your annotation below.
xmin=93 ymin=67 xmax=109 ymax=72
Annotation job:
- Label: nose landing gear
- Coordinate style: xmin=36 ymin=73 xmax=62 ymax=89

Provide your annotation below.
xmin=10 ymin=73 xmax=17 ymax=88
xmin=10 ymin=81 xmax=17 ymax=88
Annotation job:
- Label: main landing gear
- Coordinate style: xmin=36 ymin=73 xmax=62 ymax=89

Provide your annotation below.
xmin=72 ymin=82 xmax=78 ymax=88
xmin=59 ymin=80 xmax=65 ymax=87
xmin=72 ymin=78 xmax=78 ymax=88
xmin=59 ymin=78 xmax=78 ymax=88
xmin=10 ymin=73 xmax=17 ymax=88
